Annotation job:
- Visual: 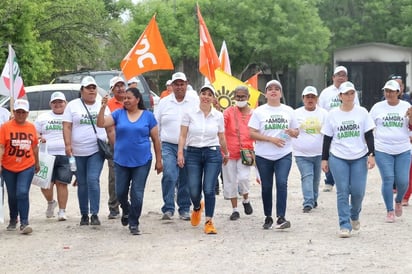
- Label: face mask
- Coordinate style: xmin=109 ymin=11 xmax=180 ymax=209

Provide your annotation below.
xmin=236 ymin=100 xmax=248 ymax=108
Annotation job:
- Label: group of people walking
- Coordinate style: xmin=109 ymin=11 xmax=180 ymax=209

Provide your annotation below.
xmin=1 ymin=66 xmax=411 ymax=238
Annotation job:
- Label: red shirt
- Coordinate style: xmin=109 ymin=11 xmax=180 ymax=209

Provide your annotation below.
xmin=223 ymin=106 xmax=254 ymax=159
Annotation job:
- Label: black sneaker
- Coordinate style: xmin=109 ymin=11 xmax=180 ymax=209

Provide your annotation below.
xmin=229 ymin=211 xmax=240 ymax=221
xmin=7 ymin=219 xmax=18 ymax=231
xmin=129 ymin=226 xmax=141 ymax=235
xmin=303 ymin=206 xmax=312 ymax=213
xmin=276 ymin=216 xmax=291 ymax=229
xmin=243 ymin=202 xmax=253 ymax=215
xmin=80 ymin=214 xmax=89 ymax=226
xmin=314 ymin=202 xmax=318 ymax=208
xmin=121 ymin=214 xmax=129 ymax=226
xmin=90 ymin=215 xmax=101 ymax=225
xmin=263 ymin=216 xmax=273 ymax=229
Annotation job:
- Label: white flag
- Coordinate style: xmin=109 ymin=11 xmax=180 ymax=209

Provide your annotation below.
xmin=0 ymin=45 xmax=26 ymax=99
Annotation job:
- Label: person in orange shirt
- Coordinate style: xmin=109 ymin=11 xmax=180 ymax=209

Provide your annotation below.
xmin=160 ymin=80 xmax=173 ymax=99
xmin=106 ymin=76 xmax=126 ymax=219
xmin=0 ymin=99 xmax=40 ymax=234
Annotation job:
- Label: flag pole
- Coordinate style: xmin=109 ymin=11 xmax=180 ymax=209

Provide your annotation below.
xmin=8 ymin=44 xmax=15 ymax=113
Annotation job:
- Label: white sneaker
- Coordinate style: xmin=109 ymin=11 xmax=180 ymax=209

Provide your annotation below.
xmin=58 ymin=211 xmax=67 ymax=221
xmin=338 ymin=229 xmax=351 ymax=238
xmin=46 ymin=200 xmax=57 ymax=218
xmin=351 ymin=220 xmax=360 ymax=231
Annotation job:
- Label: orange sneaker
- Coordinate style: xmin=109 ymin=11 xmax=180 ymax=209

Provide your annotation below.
xmin=191 ymin=201 xmax=204 ymax=226
xmin=204 ymin=220 xmax=217 ymax=234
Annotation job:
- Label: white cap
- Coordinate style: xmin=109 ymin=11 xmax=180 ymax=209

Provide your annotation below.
xmin=109 ymin=76 xmax=125 ymax=90
xmin=302 ymin=86 xmax=318 ymax=96
xmin=14 ymin=99 xmax=29 ymax=112
xmin=382 ymin=79 xmax=400 ymax=91
xmin=127 ymin=77 xmax=139 ymax=85
xmin=166 ymin=80 xmax=172 ymax=86
xmin=171 ymin=72 xmax=187 ymax=83
xmin=199 ymin=84 xmax=216 ymax=96
xmin=50 ymin=91 xmax=66 ymax=103
xmin=333 ymin=66 xmax=347 ymax=75
xmin=265 ymin=80 xmax=282 ymax=91
xmin=339 ymin=81 xmax=355 ymax=94
xmin=81 ymin=76 xmax=97 ymax=87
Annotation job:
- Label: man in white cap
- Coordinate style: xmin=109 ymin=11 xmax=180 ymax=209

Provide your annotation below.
xmin=292 ymin=86 xmax=328 ymax=213
xmin=318 ymin=65 xmax=360 ymax=192
xmin=160 ymin=80 xmax=173 ymax=99
xmin=155 ymin=72 xmax=199 ymax=220
xmin=106 ymin=76 xmax=126 ymax=219
xmin=127 ymin=77 xmax=139 ymax=89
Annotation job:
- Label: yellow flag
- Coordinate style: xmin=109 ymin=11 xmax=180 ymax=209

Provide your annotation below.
xmin=212 ymin=69 xmax=262 ymax=110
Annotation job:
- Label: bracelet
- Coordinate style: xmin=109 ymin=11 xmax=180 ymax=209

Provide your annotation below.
xmin=224 ymin=153 xmax=229 ymax=158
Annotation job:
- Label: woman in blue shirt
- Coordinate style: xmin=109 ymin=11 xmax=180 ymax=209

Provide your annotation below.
xmin=97 ymin=87 xmax=163 ymax=235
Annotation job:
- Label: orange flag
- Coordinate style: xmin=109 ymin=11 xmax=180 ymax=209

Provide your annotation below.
xmin=198 ymin=4 xmax=220 ymax=83
xmin=120 ymin=15 xmax=174 ymax=80
xmin=219 ymin=40 xmax=231 ymax=75
xmin=245 ymin=71 xmax=262 ymax=90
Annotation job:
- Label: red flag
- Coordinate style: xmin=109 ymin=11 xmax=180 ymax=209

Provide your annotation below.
xmin=120 ymin=15 xmax=174 ymax=80
xmin=198 ymin=5 xmax=220 ymax=83
xmin=0 ymin=45 xmax=25 ymax=100
xmin=245 ymin=71 xmax=262 ymax=90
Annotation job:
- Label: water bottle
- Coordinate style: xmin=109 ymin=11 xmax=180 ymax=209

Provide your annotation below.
xmin=69 ymin=156 xmax=77 ymax=172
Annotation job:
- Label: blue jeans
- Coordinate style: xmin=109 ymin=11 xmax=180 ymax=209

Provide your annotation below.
xmin=295 ymin=155 xmax=321 ymax=208
xmin=115 ymin=161 xmax=151 ymax=227
xmin=329 ymin=154 xmax=368 ymax=230
xmin=2 ymin=166 xmax=35 ymax=225
xmin=324 ymin=170 xmax=335 ymax=186
xmin=161 ymin=142 xmax=190 ymax=215
xmin=75 ymin=152 xmax=105 ymax=215
xmin=185 ymin=146 xmax=222 ymax=218
xmin=375 ymin=150 xmax=411 ymax=211
xmin=256 ymin=153 xmax=292 ymax=218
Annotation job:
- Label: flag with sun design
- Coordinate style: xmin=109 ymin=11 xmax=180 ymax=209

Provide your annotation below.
xmin=212 ymin=69 xmax=262 ymax=110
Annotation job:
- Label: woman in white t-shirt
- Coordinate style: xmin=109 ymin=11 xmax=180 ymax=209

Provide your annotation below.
xmin=370 ymin=79 xmax=412 ymax=223
xmin=35 ymin=92 xmax=73 ymax=221
xmin=62 ymin=76 xmax=110 ymax=226
xmin=248 ymin=80 xmax=299 ymax=230
xmin=321 ymin=81 xmax=375 ymax=238
xmin=177 ymin=84 xmax=229 ymax=235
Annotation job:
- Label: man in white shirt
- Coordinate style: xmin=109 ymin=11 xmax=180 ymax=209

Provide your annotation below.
xmin=318 ymin=65 xmax=360 ymax=192
xmin=155 ymin=72 xmax=199 ymax=220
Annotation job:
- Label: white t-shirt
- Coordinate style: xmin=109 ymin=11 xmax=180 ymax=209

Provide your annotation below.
xmin=369 ymin=100 xmax=411 ymax=154
xmin=318 ymin=84 xmax=360 ymax=111
xmin=0 ymin=107 xmax=10 ymax=125
xmin=62 ymin=98 xmax=109 ymax=156
xmin=321 ymin=105 xmax=375 ymax=160
xmin=292 ymin=106 xmax=328 ymax=157
xmin=182 ymin=107 xmax=224 ymax=147
xmin=155 ymin=92 xmax=199 ymax=144
xmin=35 ymin=111 xmax=66 ymax=155
xmin=248 ymin=104 xmax=298 ymax=161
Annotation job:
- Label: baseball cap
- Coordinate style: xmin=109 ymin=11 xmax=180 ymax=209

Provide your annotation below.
xmin=333 ymin=66 xmax=347 ymax=75
xmin=265 ymin=80 xmax=282 ymax=91
xmin=127 ymin=77 xmax=139 ymax=85
xmin=109 ymin=76 xmax=125 ymax=90
xmin=166 ymin=80 xmax=172 ymax=86
xmin=339 ymin=81 xmax=355 ymax=94
xmin=81 ymin=76 xmax=97 ymax=87
xmin=14 ymin=99 xmax=30 ymax=112
xmin=171 ymin=72 xmax=187 ymax=83
xmin=199 ymin=84 xmax=216 ymax=96
xmin=302 ymin=86 xmax=318 ymax=96
xmin=382 ymin=79 xmax=400 ymax=91
xmin=50 ymin=91 xmax=66 ymax=103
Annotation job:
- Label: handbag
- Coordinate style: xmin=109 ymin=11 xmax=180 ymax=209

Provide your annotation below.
xmin=32 ymin=143 xmax=56 ymax=189
xmin=234 ymin=107 xmax=255 ymax=166
xmin=81 ymin=99 xmax=113 ymax=160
